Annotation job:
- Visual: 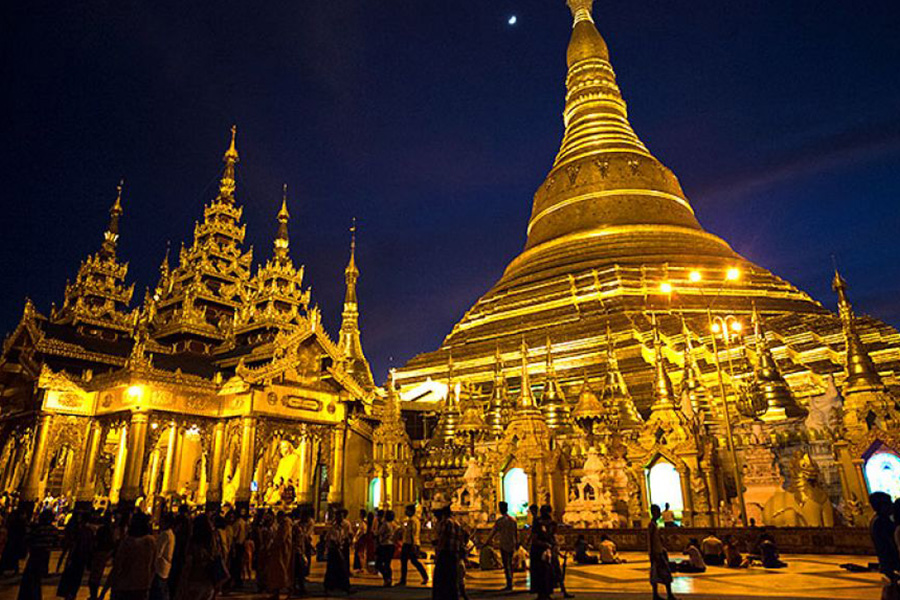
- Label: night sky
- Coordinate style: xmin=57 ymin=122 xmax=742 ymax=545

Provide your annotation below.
xmin=3 ymin=1 xmax=900 ymax=383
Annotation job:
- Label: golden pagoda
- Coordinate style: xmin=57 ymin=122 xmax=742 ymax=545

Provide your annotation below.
xmin=397 ymin=0 xmax=900 ymax=525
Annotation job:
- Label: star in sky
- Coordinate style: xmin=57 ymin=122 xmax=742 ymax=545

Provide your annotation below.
xmin=508 ymin=15 xmax=517 ymax=26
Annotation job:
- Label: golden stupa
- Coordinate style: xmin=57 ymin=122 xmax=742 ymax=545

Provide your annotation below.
xmin=395 ymin=0 xmax=900 ymax=413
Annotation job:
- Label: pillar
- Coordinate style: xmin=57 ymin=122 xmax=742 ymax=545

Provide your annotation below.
xmin=235 ymin=417 xmax=256 ymax=510
xmin=678 ymin=466 xmax=693 ymax=527
xmin=160 ymin=423 xmax=178 ymax=496
xmin=76 ymin=421 xmax=104 ymax=506
xmin=704 ymin=464 xmax=720 ymax=527
xmin=296 ymin=435 xmax=312 ymax=504
xmin=120 ymin=411 xmax=149 ymax=506
xmin=206 ymin=420 xmax=227 ymax=509
xmin=61 ymin=447 xmax=79 ymax=501
xmin=327 ymin=425 xmax=345 ymax=505
xmin=21 ymin=413 xmax=53 ymax=505
xmin=109 ymin=424 xmax=128 ymax=505
xmin=384 ymin=464 xmax=394 ymax=509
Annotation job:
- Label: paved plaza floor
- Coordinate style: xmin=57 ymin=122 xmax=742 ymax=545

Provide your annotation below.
xmin=0 ymin=551 xmax=883 ymax=600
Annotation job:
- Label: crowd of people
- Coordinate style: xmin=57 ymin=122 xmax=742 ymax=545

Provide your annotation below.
xmin=1 ymin=493 xmax=897 ymax=600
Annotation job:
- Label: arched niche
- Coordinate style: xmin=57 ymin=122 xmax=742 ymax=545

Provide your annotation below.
xmin=646 ymin=460 xmax=684 ymax=519
xmin=502 ymin=467 xmax=529 ymax=517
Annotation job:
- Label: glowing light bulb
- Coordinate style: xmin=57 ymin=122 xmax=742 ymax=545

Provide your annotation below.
xmin=689 ymin=271 xmax=702 ymax=283
xmin=127 ymin=385 xmax=142 ymax=399
xmin=711 ymin=322 xmax=721 ymax=334
xmin=726 ymin=267 xmax=741 ymax=281
xmin=731 ymin=321 xmax=743 ymax=332
xmin=660 ymin=282 xmax=673 ymax=294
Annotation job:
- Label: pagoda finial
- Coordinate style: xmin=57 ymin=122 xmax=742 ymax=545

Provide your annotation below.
xmin=337 ymin=217 xmax=374 ymax=389
xmin=566 ymin=0 xmax=594 ymax=25
xmin=518 ymin=337 xmax=536 ymax=409
xmin=101 ymin=179 xmax=124 ymax=257
xmin=751 ymin=303 xmax=807 ymax=421
xmin=650 ymin=316 xmax=676 ymax=412
xmin=832 ymin=271 xmax=884 ymax=392
xmin=348 ymin=217 xmax=358 ymax=273
xmin=274 ymin=184 xmax=291 ymax=260
xmin=218 ymin=125 xmax=239 ymax=203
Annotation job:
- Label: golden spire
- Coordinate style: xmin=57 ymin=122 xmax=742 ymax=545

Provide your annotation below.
xmin=218 ymin=125 xmax=239 ymax=203
xmin=516 ymin=338 xmax=539 ymax=411
xmin=540 ymin=336 xmax=573 ymax=433
xmin=101 ymin=180 xmax=124 ymax=258
xmin=429 ymin=352 xmax=462 ymax=447
xmin=485 ymin=344 xmax=508 ymax=438
xmin=507 ymin=1 xmax=733 ymax=278
xmin=650 ymin=317 xmax=676 ymax=413
xmin=338 ymin=218 xmax=373 ymax=389
xmin=832 ymin=271 xmax=884 ymax=392
xmin=273 ymin=184 xmax=291 ymax=261
xmin=572 ymin=368 xmax=605 ymax=437
xmin=602 ymin=323 xmax=642 ymax=429
xmin=751 ymin=304 xmax=807 ymax=421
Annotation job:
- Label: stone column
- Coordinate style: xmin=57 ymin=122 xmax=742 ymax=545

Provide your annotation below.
xmin=296 ymin=434 xmax=311 ymax=504
xmin=327 ymin=425 xmax=346 ymax=505
xmin=21 ymin=413 xmax=53 ymax=504
xmin=704 ymin=464 xmax=720 ymax=527
xmin=678 ymin=465 xmax=693 ymax=527
xmin=120 ymin=411 xmax=149 ymax=506
xmin=110 ymin=425 xmax=128 ymax=505
xmin=76 ymin=420 xmax=104 ymax=506
xmin=235 ymin=417 xmax=256 ymax=510
xmin=206 ymin=420 xmax=227 ymax=509
xmin=160 ymin=423 xmax=178 ymax=497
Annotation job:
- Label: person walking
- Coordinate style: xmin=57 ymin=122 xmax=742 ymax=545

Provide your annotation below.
xmin=88 ymin=513 xmax=115 ymax=600
xmin=229 ymin=510 xmax=248 ymax=590
xmin=173 ymin=515 xmax=217 ymax=600
xmin=432 ymin=506 xmax=464 ymax=600
xmin=323 ymin=509 xmax=353 ymax=595
xmin=485 ymin=502 xmax=517 ymax=591
xmin=149 ymin=513 xmax=175 ymax=600
xmin=57 ymin=512 xmax=95 ymax=600
xmin=109 ymin=512 xmax=157 ymax=600
xmin=351 ymin=509 xmax=367 ymax=572
xmin=0 ymin=508 xmax=27 ymax=576
xmin=374 ymin=510 xmax=397 ymax=587
xmin=398 ymin=504 xmax=428 ymax=586
xmin=648 ymin=504 xmax=676 ymax=600
xmin=16 ymin=510 xmax=58 ymax=600
xmin=265 ymin=511 xmax=292 ymax=600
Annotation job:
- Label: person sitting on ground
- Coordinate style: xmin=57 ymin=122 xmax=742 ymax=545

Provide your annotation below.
xmin=722 ymin=535 xmax=747 ymax=569
xmin=675 ymin=538 xmax=706 ymax=573
xmin=598 ymin=534 xmax=625 ymax=564
xmin=573 ymin=535 xmax=598 ymax=565
xmin=700 ymin=532 xmax=725 ymax=566
xmin=479 ymin=543 xmax=501 ymax=570
xmin=758 ymin=533 xmax=787 ymax=569
xmin=661 ymin=503 xmax=677 ymax=528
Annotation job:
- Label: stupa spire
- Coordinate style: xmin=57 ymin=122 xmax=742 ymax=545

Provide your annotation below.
xmin=485 ymin=344 xmax=509 ymax=438
xmin=751 ymin=304 xmax=806 ymax=421
xmin=101 ymin=180 xmax=124 ymax=258
xmin=274 ymin=184 xmax=291 ymax=261
xmin=832 ymin=271 xmax=884 ymax=392
xmin=650 ymin=318 xmax=676 ymax=413
xmin=506 ymin=1 xmax=734 ymax=279
xmin=338 ymin=219 xmax=373 ymax=388
xmin=603 ymin=323 xmax=642 ymax=429
xmin=517 ymin=338 xmax=537 ymax=410
xmin=218 ymin=125 xmax=239 ymax=203
xmin=540 ymin=337 xmax=573 ymax=433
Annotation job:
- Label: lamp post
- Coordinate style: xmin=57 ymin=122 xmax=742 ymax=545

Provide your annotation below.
xmin=656 ymin=267 xmax=749 ymax=527
xmin=708 ymin=311 xmax=749 ymax=527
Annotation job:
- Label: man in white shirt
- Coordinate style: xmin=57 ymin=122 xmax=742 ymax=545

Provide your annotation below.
xmin=149 ymin=513 xmax=175 ymax=600
xmin=485 ymin=501 xmax=518 ymax=591
xmin=398 ymin=504 xmax=428 ymax=586
xmin=662 ymin=503 xmax=677 ymax=528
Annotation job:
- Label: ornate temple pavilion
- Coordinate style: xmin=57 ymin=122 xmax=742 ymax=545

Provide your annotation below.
xmin=0 ymin=128 xmax=421 ymax=515
xmin=395 ymin=0 xmax=900 ymax=527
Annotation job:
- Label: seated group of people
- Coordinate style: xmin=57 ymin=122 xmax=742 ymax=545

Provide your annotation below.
xmin=674 ymin=532 xmax=788 ymax=573
xmin=573 ymin=534 xmax=626 ymax=565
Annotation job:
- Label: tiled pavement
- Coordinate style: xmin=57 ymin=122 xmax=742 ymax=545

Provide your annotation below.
xmin=0 ymin=551 xmax=883 ymax=600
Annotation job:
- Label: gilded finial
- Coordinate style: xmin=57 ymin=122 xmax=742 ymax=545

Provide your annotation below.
xmin=111 ymin=179 xmax=124 ymax=215
xmin=566 ymin=0 xmax=594 ymax=24
xmin=224 ymin=125 xmax=239 ymax=162
xmin=278 ymin=184 xmax=290 ymax=221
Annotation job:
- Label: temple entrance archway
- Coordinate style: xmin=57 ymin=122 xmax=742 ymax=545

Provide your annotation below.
xmin=647 ymin=461 xmax=684 ymax=520
xmin=368 ymin=476 xmax=383 ymax=511
xmin=502 ymin=467 xmax=529 ymax=517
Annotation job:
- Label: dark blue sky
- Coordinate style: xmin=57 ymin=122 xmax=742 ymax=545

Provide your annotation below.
xmin=2 ymin=0 xmax=900 ymax=383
